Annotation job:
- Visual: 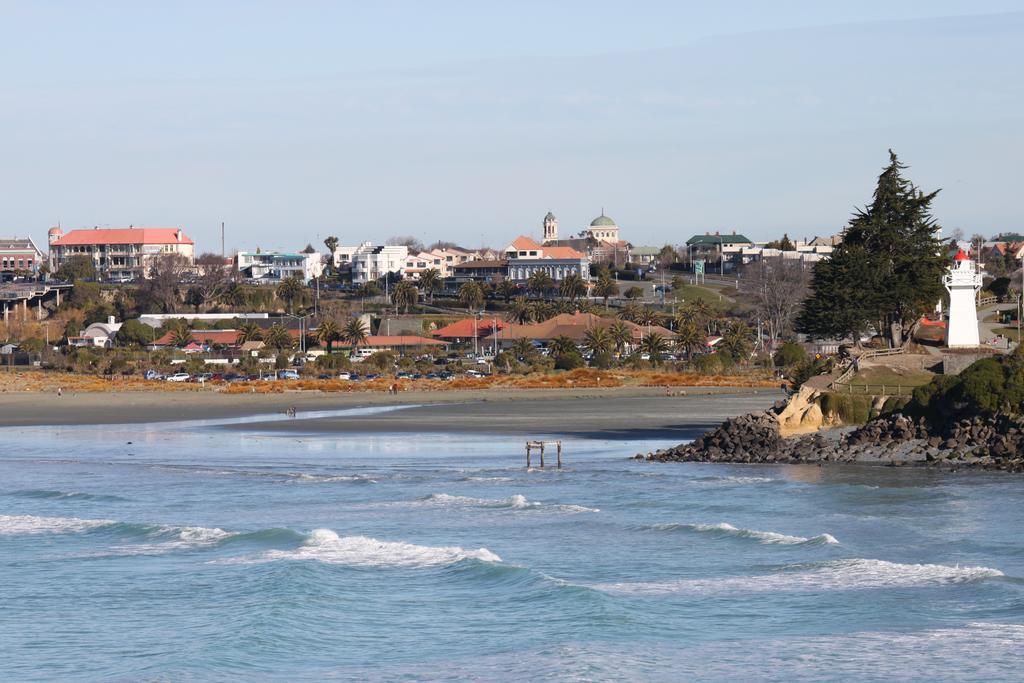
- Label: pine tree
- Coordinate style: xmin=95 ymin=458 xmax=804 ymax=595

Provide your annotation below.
xmin=798 ymin=151 xmax=946 ymax=346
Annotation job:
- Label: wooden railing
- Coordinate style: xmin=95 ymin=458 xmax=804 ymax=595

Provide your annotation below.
xmin=978 ymin=296 xmax=998 ymax=306
xmin=831 ymin=382 xmax=917 ymax=397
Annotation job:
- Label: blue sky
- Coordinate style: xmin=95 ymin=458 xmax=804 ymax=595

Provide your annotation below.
xmin=1 ymin=1 xmax=1021 ymax=252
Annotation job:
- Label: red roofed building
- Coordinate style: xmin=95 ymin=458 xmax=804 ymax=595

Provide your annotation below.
xmin=432 ymin=318 xmax=509 ymax=342
xmin=360 ymin=335 xmax=447 ymax=352
xmin=502 ymin=235 xmax=590 ymax=284
xmin=49 ymin=226 xmax=195 ymax=282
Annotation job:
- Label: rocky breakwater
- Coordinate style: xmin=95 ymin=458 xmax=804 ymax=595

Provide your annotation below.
xmin=640 ymin=402 xmax=1024 ymax=472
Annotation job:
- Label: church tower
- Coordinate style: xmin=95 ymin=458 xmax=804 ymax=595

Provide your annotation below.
xmin=543 ymin=211 xmax=558 ymax=243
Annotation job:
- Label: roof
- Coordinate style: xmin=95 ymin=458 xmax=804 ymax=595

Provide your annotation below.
xmin=954 ymin=249 xmax=969 ymax=261
xmin=629 ymin=246 xmax=660 ymax=256
xmin=542 ymin=246 xmax=584 ymax=259
xmin=453 ymin=259 xmax=508 ymax=270
xmin=432 ymin=319 xmax=509 ymax=339
xmin=992 ymin=233 xmax=1024 ymax=243
xmin=363 ymin=335 xmax=446 ymax=347
xmin=685 ymin=233 xmax=753 ymax=246
xmin=483 ymin=312 xmax=675 ymax=343
xmin=508 ymin=236 xmax=543 ymax=251
xmin=51 ymin=227 xmax=193 ymax=246
xmin=590 ymin=213 xmax=616 ymax=227
xmin=544 ymin=211 xmax=556 ymax=220
xmin=0 ymin=238 xmax=43 ymax=254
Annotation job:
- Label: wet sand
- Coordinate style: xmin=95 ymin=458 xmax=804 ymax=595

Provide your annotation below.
xmin=0 ymin=386 xmax=781 ymax=438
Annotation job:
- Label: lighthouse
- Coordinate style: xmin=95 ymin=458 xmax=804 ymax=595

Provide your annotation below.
xmin=944 ymin=249 xmax=983 ymax=348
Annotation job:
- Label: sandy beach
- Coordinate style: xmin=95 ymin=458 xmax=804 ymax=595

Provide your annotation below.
xmin=0 ymin=386 xmax=781 ymax=438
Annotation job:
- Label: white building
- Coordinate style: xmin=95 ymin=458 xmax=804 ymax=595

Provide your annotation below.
xmin=502 ymin=236 xmax=590 ymax=282
xmin=944 ymin=249 xmax=983 ymax=348
xmin=403 ymin=247 xmax=479 ymax=279
xmin=48 ymin=227 xmax=195 ymax=281
xmin=334 ymin=242 xmax=408 ymax=283
xmin=235 ymin=250 xmax=321 ymax=283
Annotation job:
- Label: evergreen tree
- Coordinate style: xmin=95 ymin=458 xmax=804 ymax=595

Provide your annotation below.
xmin=798 ymin=151 xmax=946 ymax=346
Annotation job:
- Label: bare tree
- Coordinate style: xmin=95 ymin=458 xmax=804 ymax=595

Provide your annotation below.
xmin=190 ymin=252 xmax=233 ymax=310
xmin=139 ymin=253 xmax=191 ymax=313
xmin=387 ymin=235 xmax=425 ymax=253
xmin=743 ymin=257 xmax=810 ymax=353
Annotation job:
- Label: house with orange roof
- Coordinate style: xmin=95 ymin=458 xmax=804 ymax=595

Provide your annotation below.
xmin=48 ymin=226 xmax=195 ymax=282
xmin=482 ymin=312 xmax=674 ymax=349
xmin=432 ymin=318 xmax=509 ymax=342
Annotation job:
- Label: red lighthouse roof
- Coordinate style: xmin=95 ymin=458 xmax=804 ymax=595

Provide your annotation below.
xmin=953 ymin=249 xmax=970 ymax=261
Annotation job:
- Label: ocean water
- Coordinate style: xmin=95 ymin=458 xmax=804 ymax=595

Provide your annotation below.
xmin=2 ymin=405 xmax=1024 ymax=681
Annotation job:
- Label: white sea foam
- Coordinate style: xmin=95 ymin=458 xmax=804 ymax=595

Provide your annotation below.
xmin=247 ymin=529 xmax=502 ymax=568
xmin=421 ymin=492 xmax=598 ymax=513
xmin=289 ymin=473 xmax=376 ymax=484
xmin=593 ymin=558 xmax=1004 ymax=595
xmin=111 ymin=525 xmax=234 ymax=555
xmin=0 ymin=514 xmax=114 ymax=535
xmin=657 ymin=522 xmax=839 ymax=546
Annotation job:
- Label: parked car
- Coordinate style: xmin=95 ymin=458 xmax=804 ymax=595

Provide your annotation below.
xmin=277 ymin=370 xmax=300 ymax=380
xmin=337 ymin=372 xmax=352 ymax=380
xmin=465 ymin=369 xmax=485 ymax=377
xmin=165 ymin=372 xmax=190 ymax=382
xmin=144 ymin=369 xmax=163 ymax=380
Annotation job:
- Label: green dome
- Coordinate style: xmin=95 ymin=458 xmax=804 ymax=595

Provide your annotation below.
xmin=544 ymin=211 xmax=556 ymax=221
xmin=590 ymin=213 xmax=616 ymax=227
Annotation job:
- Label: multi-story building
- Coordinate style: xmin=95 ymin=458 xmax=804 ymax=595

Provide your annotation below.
xmin=503 ymin=236 xmax=589 ymax=283
xmin=236 ymin=250 xmax=322 ymax=283
xmin=333 ymin=242 xmax=408 ymax=284
xmin=403 ymin=246 xmax=479 ymax=279
xmin=48 ymin=226 xmax=195 ymax=281
xmin=0 ymin=237 xmax=45 ymax=275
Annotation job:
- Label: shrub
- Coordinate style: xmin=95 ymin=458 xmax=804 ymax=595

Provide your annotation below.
xmin=554 ymin=351 xmax=585 ymax=370
xmin=774 ymin=342 xmax=807 ymax=368
xmin=820 ymin=393 xmax=872 ymax=424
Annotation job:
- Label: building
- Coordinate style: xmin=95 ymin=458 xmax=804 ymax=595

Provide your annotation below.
xmin=483 ymin=312 xmax=675 ymax=349
xmin=628 ymin=246 xmax=660 ymax=265
xmin=350 ymin=335 xmax=448 ymax=355
xmin=433 ymin=318 xmax=509 ymax=343
xmin=48 ymin=226 xmax=195 ymax=281
xmin=583 ymin=211 xmax=620 ymax=243
xmin=403 ymin=247 xmax=479 ymax=279
xmin=542 ymin=212 xmax=558 ymax=242
xmin=0 ymin=238 xmax=45 ymax=275
xmin=236 ymin=251 xmax=321 ymax=283
xmin=451 ymin=259 xmax=509 ymax=284
xmin=67 ymin=316 xmax=123 ymax=348
xmin=503 ymin=236 xmax=589 ymax=283
xmin=333 ymin=242 xmax=409 ymax=284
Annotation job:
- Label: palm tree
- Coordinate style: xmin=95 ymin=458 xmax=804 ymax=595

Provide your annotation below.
xmin=316 ymin=318 xmax=341 ymax=353
xmin=527 ymin=270 xmax=554 ymax=298
xmin=618 ymin=303 xmax=641 ymax=323
xmin=687 ymin=298 xmax=714 ymax=334
xmin=608 ymin=320 xmax=633 ymax=357
xmin=276 ymin=276 xmax=304 ymax=314
xmin=634 ymin=307 xmax=658 ymax=327
xmin=674 ymin=319 xmax=705 ymax=360
xmin=458 ymin=280 xmax=485 ymax=311
xmin=263 ymin=323 xmax=293 ymax=350
xmin=547 ymin=335 xmax=577 ymax=357
xmin=419 ymin=268 xmax=442 ymax=303
xmin=495 ymin=279 xmax=518 ymax=303
xmin=639 ymin=333 xmax=669 ymax=364
xmin=720 ymin=321 xmax=753 ymax=363
xmin=507 ymin=297 xmax=533 ymax=324
xmin=235 ymin=321 xmax=263 ymax=345
xmin=582 ymin=326 xmax=613 ymax=356
xmin=170 ymin=327 xmax=194 ymax=348
xmin=511 ymin=337 xmax=536 ymax=361
xmin=559 ymin=273 xmax=587 ymax=302
xmin=592 ymin=273 xmax=618 ymax=309
xmin=225 ymin=282 xmax=248 ymax=308
xmin=342 ymin=317 xmax=369 ymax=348
xmin=391 ymin=280 xmax=419 ymax=313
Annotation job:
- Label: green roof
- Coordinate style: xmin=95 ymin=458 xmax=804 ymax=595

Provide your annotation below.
xmin=590 ymin=213 xmax=616 ymax=227
xmin=629 ymin=246 xmax=660 ymax=255
xmin=685 ymin=234 xmax=752 ymax=246
xmin=992 ymin=233 xmax=1024 ymax=242
xmin=544 ymin=211 xmax=556 ymax=220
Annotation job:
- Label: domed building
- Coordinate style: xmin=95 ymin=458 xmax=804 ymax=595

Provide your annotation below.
xmin=585 ymin=211 xmax=619 ymax=242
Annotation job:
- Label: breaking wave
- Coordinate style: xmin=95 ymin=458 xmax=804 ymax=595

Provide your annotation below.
xmin=421 ymin=493 xmax=598 ymax=513
xmin=225 ymin=528 xmax=502 ymax=568
xmin=592 ymin=558 xmax=1005 ymax=595
xmin=0 ymin=514 xmax=115 ymax=535
xmin=652 ymin=522 xmax=839 ymax=545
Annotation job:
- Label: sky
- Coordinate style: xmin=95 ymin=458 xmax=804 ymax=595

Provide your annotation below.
xmin=1 ymin=1 xmax=1021 ymax=253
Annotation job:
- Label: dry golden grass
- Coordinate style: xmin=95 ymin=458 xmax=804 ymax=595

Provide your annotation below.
xmin=2 ymin=367 xmax=778 ymax=394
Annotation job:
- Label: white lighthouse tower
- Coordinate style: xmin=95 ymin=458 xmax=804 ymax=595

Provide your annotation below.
xmin=944 ymin=248 xmax=983 ymax=348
